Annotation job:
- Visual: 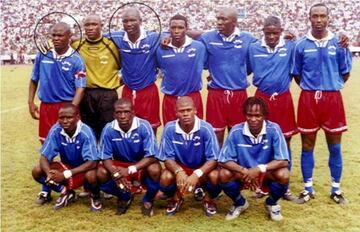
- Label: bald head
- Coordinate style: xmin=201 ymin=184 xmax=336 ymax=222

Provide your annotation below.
xmin=218 ymin=7 xmax=238 ymax=22
xmin=122 ymin=7 xmax=141 ymax=20
xmin=83 ymin=14 xmax=102 ymax=40
xmin=59 ymin=103 xmax=79 ymax=115
xmin=84 ymin=14 xmax=102 ymax=24
xmin=51 ymin=22 xmax=71 ymax=35
xmin=176 ymin=96 xmax=195 ymax=110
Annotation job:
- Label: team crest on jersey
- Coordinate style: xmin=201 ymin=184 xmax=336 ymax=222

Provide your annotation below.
xmin=193 ymin=135 xmax=201 ymax=146
xmin=61 ymin=61 xmax=72 ymax=71
xmin=99 ymin=55 xmax=109 ymax=64
xmin=278 ymin=48 xmax=287 ymax=57
xmin=131 ymin=133 xmax=140 ymax=143
xmin=187 ymin=48 xmax=197 ymax=57
xmin=141 ymin=44 xmax=150 ymax=53
xmin=328 ymin=45 xmax=336 ymax=55
xmin=233 ymin=39 xmax=243 ymax=48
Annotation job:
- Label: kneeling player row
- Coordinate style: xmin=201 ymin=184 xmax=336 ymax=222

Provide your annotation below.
xmin=32 ymin=96 xmax=290 ymax=221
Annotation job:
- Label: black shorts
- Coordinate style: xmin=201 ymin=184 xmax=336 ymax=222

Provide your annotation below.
xmin=80 ymin=88 xmax=118 ymax=140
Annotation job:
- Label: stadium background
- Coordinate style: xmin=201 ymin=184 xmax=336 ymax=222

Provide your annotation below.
xmin=1 ymin=0 xmax=360 ymax=231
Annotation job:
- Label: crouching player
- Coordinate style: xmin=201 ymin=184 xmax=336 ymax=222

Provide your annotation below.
xmin=219 ymin=97 xmax=289 ymax=221
xmin=97 ymin=98 xmax=161 ymax=216
xmin=32 ymin=103 xmax=99 ymax=210
xmin=157 ymin=97 xmax=221 ymax=217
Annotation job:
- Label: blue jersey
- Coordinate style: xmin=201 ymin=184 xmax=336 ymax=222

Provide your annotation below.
xmin=199 ymin=28 xmax=257 ymax=90
xmin=157 ymin=117 xmax=219 ymax=169
xmin=157 ymin=37 xmax=206 ymax=96
xmin=40 ymin=121 xmax=98 ymax=167
xmin=218 ymin=121 xmax=289 ymax=168
xmin=107 ymin=29 xmax=159 ymax=90
xmin=99 ymin=117 xmax=158 ymax=162
xmin=31 ymin=48 xmax=86 ymax=103
xmin=248 ymin=38 xmax=295 ymax=95
xmin=291 ymin=31 xmax=352 ymax=91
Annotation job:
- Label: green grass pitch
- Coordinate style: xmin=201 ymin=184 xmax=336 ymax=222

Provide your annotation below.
xmin=1 ymin=61 xmax=360 ymax=231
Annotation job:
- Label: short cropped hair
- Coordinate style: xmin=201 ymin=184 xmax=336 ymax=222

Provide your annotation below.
xmin=242 ymin=96 xmax=269 ymax=117
xmin=170 ymin=14 xmax=188 ymax=28
xmin=309 ymin=3 xmax=329 ymax=16
xmin=263 ymin=16 xmax=281 ymax=28
xmin=114 ymin=98 xmax=133 ymax=109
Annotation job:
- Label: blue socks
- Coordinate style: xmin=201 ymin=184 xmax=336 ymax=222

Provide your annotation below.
xmin=301 ymin=150 xmax=315 ymax=193
xmin=328 ymin=143 xmax=343 ymax=193
xmin=202 ymin=181 xmax=221 ymax=199
xmin=220 ymin=181 xmax=246 ymax=206
xmin=266 ymin=181 xmax=288 ymax=205
xmin=37 ymin=176 xmax=64 ymax=193
xmin=142 ymin=177 xmax=160 ymax=203
xmin=159 ymin=183 xmax=177 ymax=198
xmin=100 ymin=180 xmax=131 ymax=201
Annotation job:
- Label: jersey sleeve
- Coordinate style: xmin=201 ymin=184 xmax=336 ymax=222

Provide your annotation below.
xmin=218 ymin=130 xmax=238 ymax=163
xmin=140 ymin=121 xmax=159 ymax=158
xmin=337 ymin=47 xmax=352 ymax=76
xmin=30 ymin=53 xmax=41 ymax=82
xmin=98 ymin=126 xmax=114 ymax=160
xmin=203 ymin=124 xmax=219 ymax=161
xmin=157 ymin=126 xmax=175 ymax=161
xmin=80 ymin=129 xmax=98 ymax=161
xmin=271 ymin=124 xmax=290 ymax=161
xmin=73 ymin=55 xmax=87 ymax=88
xmin=290 ymin=41 xmax=303 ymax=76
xmin=40 ymin=125 xmax=59 ymax=161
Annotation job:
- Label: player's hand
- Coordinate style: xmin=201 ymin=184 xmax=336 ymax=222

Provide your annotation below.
xmin=183 ymin=173 xmax=199 ymax=194
xmin=176 ymin=171 xmax=188 ymax=193
xmin=338 ymin=32 xmax=349 ymax=48
xmin=48 ymin=169 xmax=65 ymax=183
xmin=160 ymin=37 xmax=171 ymax=49
xmin=115 ymin=177 xmax=131 ymax=191
xmin=28 ymin=102 xmax=40 ymax=120
xmin=241 ymin=168 xmax=260 ymax=191
xmin=283 ymin=31 xmax=296 ymax=41
xmin=38 ymin=39 xmax=53 ymax=54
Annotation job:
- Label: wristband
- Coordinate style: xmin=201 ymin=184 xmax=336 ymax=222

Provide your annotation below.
xmin=174 ymin=168 xmax=184 ymax=175
xmin=128 ymin=165 xmax=137 ymax=174
xmin=257 ymin=164 xmax=267 ymax=173
xmin=194 ymin=169 xmax=204 ymax=178
xmin=63 ymin=170 xmax=73 ymax=179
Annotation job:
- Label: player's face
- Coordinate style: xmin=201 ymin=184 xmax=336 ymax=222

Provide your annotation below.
xmin=176 ymin=102 xmax=196 ymax=128
xmin=114 ymin=103 xmax=134 ymax=131
xmin=245 ymin=104 xmax=265 ymax=136
xmin=58 ymin=108 xmax=79 ymax=134
xmin=263 ymin=25 xmax=283 ymax=48
xmin=51 ymin=26 xmax=71 ymax=51
xmin=84 ymin=17 xmax=102 ymax=40
xmin=122 ymin=12 xmax=141 ymax=36
xmin=216 ymin=10 xmax=236 ymax=37
xmin=309 ymin=6 xmax=329 ymax=34
xmin=170 ymin=19 xmax=187 ymax=44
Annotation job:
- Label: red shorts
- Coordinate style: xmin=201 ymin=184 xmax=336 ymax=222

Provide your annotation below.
xmin=206 ymin=88 xmax=247 ymax=131
xmin=162 ymin=92 xmax=203 ymax=126
xmin=297 ymin=90 xmax=347 ymax=134
xmin=50 ymin=162 xmax=85 ymax=190
xmin=39 ymin=102 xmax=66 ymax=143
xmin=122 ymin=83 xmax=161 ymax=128
xmin=255 ymin=89 xmax=298 ymax=138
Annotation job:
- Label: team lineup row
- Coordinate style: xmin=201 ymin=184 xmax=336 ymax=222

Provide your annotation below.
xmin=29 ymin=3 xmax=352 ymax=221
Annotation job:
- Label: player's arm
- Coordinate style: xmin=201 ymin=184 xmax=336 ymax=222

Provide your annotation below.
xmin=67 ymin=160 xmax=97 ymax=177
xmin=39 ymin=155 xmax=51 ymax=177
xmin=220 ymin=160 xmax=248 ymax=176
xmin=186 ymin=29 xmax=204 ymax=40
xmin=71 ymin=87 xmax=85 ymax=106
xmin=183 ymin=160 xmax=217 ymax=193
xmin=103 ymin=159 xmax=130 ymax=189
xmin=130 ymin=157 xmax=157 ymax=173
xmin=164 ymin=159 xmax=188 ymax=193
xmin=343 ymin=73 xmax=350 ymax=83
xmin=28 ymin=80 xmax=40 ymax=119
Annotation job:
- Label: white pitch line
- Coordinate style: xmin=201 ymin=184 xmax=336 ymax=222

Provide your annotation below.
xmin=1 ymin=105 xmax=27 ymax=114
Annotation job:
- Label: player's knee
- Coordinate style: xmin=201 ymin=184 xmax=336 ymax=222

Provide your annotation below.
xmin=96 ymin=166 xmax=110 ymax=183
xmin=273 ymin=168 xmax=290 ymax=185
xmin=32 ymin=164 xmax=43 ymax=180
xmin=159 ymin=169 xmax=175 ymax=186
xmin=207 ymin=169 xmax=219 ymax=185
xmin=85 ymin=169 xmax=97 ymax=185
xmin=146 ymin=162 xmax=162 ymax=180
xmin=219 ymin=168 xmax=233 ymax=183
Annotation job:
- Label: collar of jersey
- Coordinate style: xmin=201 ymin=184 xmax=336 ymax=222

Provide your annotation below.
xmin=60 ymin=121 xmax=82 ymax=139
xmin=113 ymin=116 xmax=140 ymax=134
xmin=219 ymin=27 xmax=241 ymax=41
xmin=261 ymin=36 xmax=285 ymax=50
xmin=123 ymin=27 xmax=147 ymax=44
xmin=51 ymin=47 xmax=74 ymax=59
xmin=168 ymin=36 xmax=193 ymax=49
xmin=175 ymin=116 xmax=201 ymax=135
xmin=243 ymin=120 xmax=267 ymax=139
xmin=306 ymin=30 xmax=334 ymax=42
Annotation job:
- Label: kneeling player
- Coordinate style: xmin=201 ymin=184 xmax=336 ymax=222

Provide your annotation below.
xmin=32 ymin=104 xmax=99 ymax=211
xmin=219 ymin=97 xmax=289 ymax=221
xmin=97 ymin=98 xmax=161 ymax=216
xmin=157 ymin=97 xmax=221 ymax=217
